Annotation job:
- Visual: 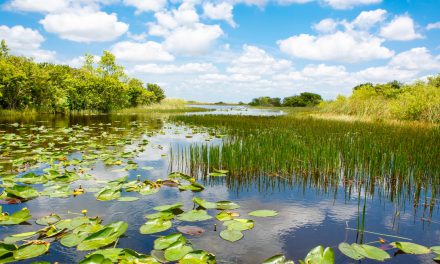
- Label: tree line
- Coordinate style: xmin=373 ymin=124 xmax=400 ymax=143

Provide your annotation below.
xmin=0 ymin=40 xmax=165 ymax=113
xmin=248 ymin=92 xmax=322 ymax=107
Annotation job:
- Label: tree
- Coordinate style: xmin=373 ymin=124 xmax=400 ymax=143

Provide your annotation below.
xmin=283 ymin=92 xmax=322 ymax=107
xmin=147 ymin=83 xmax=165 ymax=103
xmin=97 ymin=50 xmax=126 ymax=81
xmin=0 ymin=40 xmax=9 ymax=58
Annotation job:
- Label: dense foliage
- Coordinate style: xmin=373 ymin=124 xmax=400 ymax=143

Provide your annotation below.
xmin=321 ymin=75 xmax=440 ymax=123
xmin=0 ymin=40 xmax=164 ymax=113
xmin=249 ymin=92 xmax=322 ymax=107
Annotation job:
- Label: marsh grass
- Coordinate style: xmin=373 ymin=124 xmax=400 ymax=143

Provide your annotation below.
xmin=171 ymin=114 xmax=440 ymax=205
xmin=115 ymin=98 xmax=207 ymax=114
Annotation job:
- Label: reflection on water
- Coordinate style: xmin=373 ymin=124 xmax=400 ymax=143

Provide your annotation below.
xmin=186 ymin=104 xmax=285 ymax=116
xmin=0 ymin=113 xmax=439 ymax=263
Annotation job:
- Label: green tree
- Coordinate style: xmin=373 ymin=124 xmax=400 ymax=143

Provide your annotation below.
xmin=147 ymin=83 xmax=165 ymax=103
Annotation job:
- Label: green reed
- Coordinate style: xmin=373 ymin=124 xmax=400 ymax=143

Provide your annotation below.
xmin=171 ymin=114 xmax=440 ymax=204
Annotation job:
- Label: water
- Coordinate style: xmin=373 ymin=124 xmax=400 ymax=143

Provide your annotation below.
xmin=186 ymin=105 xmax=285 ymax=116
xmin=0 ymin=113 xmax=439 ymax=263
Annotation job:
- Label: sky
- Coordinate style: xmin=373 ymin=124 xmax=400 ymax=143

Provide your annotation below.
xmin=0 ymin=0 xmax=439 ymax=102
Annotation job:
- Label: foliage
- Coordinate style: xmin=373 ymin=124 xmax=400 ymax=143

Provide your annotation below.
xmin=249 ymin=93 xmax=322 ymax=107
xmin=0 ymin=40 xmax=165 ymax=113
xmin=321 ymin=75 xmax=440 ymax=122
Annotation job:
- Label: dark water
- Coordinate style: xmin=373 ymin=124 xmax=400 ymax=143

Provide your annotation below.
xmin=0 ymin=112 xmax=439 ymax=264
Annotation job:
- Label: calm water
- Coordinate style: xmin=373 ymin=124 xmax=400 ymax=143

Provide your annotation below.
xmin=0 ymin=111 xmax=439 ymax=263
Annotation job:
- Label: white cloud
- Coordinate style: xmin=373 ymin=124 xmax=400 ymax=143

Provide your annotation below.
xmin=355 ymin=66 xmax=418 ymax=83
xmin=123 ymin=0 xmax=167 ymax=13
xmin=278 ymin=31 xmax=394 ymax=63
xmin=133 ymin=63 xmax=217 ymax=74
xmin=313 ymin=18 xmax=338 ymax=33
xmin=380 ymin=15 xmax=422 ymax=41
xmin=111 ymin=41 xmax=174 ymax=62
xmin=0 ymin=25 xmax=55 ymax=61
xmin=352 ymin=9 xmax=387 ymax=29
xmin=203 ymin=2 xmax=236 ymax=27
xmin=427 ymin=22 xmax=440 ymax=30
xmin=40 ymin=10 xmax=129 ymax=42
xmin=389 ymin=47 xmax=440 ymax=71
xmin=163 ymin=23 xmax=223 ymax=55
xmin=227 ymin=45 xmax=292 ymax=75
xmin=322 ymin=0 xmax=382 ymax=10
xmin=6 ymin=0 xmax=70 ymax=13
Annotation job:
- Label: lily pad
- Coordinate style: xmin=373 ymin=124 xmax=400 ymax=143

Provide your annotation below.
xmin=36 ymin=214 xmax=61 ymax=226
xmin=192 ymin=197 xmax=216 ymax=209
xmin=13 ymin=241 xmax=50 ymax=261
xmin=79 ymin=254 xmax=112 ymax=264
xmin=216 ymin=201 xmax=240 ymax=210
xmin=0 ymin=206 xmax=32 ymax=225
xmin=164 ymin=241 xmax=193 ymax=262
xmin=223 ymin=219 xmax=254 ymax=231
xmin=140 ymin=218 xmax=172 ymax=234
xmin=145 ymin=211 xmax=175 ymax=220
xmin=177 ymin=210 xmax=213 ymax=222
xmin=3 ymin=232 xmax=38 ymax=244
xmin=390 ymin=242 xmax=431 ymax=255
xmin=154 ymin=233 xmax=186 ymax=250
xmin=5 ymin=185 xmax=39 ymax=200
xmin=220 ymin=229 xmax=243 ymax=242
xmin=304 ymin=246 xmax=334 ymax=264
xmin=179 ymin=250 xmax=216 ymax=264
xmin=351 ymin=243 xmax=390 ymax=261
xmin=85 ymin=248 xmax=123 ymax=262
xmin=338 ymin=243 xmax=364 ymax=260
xmin=262 ymin=254 xmax=294 ymax=264
xmin=154 ymin=203 xmax=183 ymax=212
xmin=77 ymin=221 xmax=128 ymax=251
xmin=248 ymin=210 xmax=278 ymax=217
xmin=216 ymin=211 xmax=239 ymax=221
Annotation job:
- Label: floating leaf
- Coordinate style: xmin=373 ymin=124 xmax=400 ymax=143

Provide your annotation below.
xmin=154 ymin=203 xmax=183 ymax=212
xmin=216 ymin=201 xmax=240 ymax=210
xmin=192 ymin=197 xmax=216 ymax=209
xmin=223 ymin=219 xmax=254 ymax=231
xmin=179 ymin=183 xmax=204 ymax=192
xmin=248 ymin=210 xmax=278 ymax=217
xmin=119 ymin=248 xmax=160 ymax=263
xmin=208 ymin=172 xmax=227 ymax=177
xmin=431 ymin=246 xmax=440 ymax=254
xmin=95 ymin=188 xmax=121 ymax=201
xmin=154 ymin=233 xmax=186 ymax=250
xmin=304 ymin=245 xmax=334 ymax=264
xmin=390 ymin=242 xmax=431 ymax=255
xmin=79 ymin=254 xmax=112 ymax=264
xmin=262 ymin=254 xmax=294 ymax=264
xmin=139 ymin=184 xmax=160 ymax=196
xmin=177 ymin=226 xmax=205 ymax=236
xmin=179 ymin=250 xmax=216 ymax=264
xmin=338 ymin=243 xmax=364 ymax=260
xmin=216 ymin=211 xmax=239 ymax=221
xmin=145 ymin=211 xmax=175 ymax=220
xmin=177 ymin=210 xmax=213 ymax=222
xmin=220 ymin=229 xmax=243 ymax=242
xmin=351 ymin=244 xmax=390 ymax=261
xmin=4 ymin=232 xmax=38 ymax=244
xmin=36 ymin=214 xmax=61 ymax=226
xmin=5 ymin=185 xmax=39 ymax=200
xmin=85 ymin=248 xmax=123 ymax=263
xmin=77 ymin=221 xmax=128 ymax=251
xmin=0 ymin=206 xmax=32 ymax=225
xmin=140 ymin=218 xmax=172 ymax=234
xmin=13 ymin=241 xmax=50 ymax=261
xmin=164 ymin=241 xmax=193 ymax=262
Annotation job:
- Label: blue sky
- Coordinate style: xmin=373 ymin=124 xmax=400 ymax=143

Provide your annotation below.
xmin=0 ymin=0 xmax=439 ymax=102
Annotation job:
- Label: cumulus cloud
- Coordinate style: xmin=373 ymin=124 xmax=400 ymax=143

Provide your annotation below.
xmin=6 ymin=0 xmax=113 ymax=13
xmin=426 ymin=22 xmax=440 ymax=30
xmin=123 ymin=0 xmax=167 ymax=13
xmin=389 ymin=47 xmax=440 ymax=71
xmin=352 ymin=9 xmax=387 ymax=29
xmin=322 ymin=0 xmax=382 ymax=10
xmin=40 ymin=10 xmax=129 ymax=42
xmin=0 ymin=25 xmax=55 ymax=61
xmin=313 ymin=18 xmax=338 ymax=33
xmin=203 ymin=2 xmax=236 ymax=27
xmin=111 ymin=41 xmax=174 ymax=62
xmin=278 ymin=31 xmax=393 ymax=63
xmin=133 ymin=63 xmax=217 ymax=74
xmin=380 ymin=15 xmax=422 ymax=41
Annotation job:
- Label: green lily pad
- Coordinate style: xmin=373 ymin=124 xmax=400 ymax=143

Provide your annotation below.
xmin=338 ymin=243 xmax=364 ymax=260
xmin=431 ymin=246 xmax=440 ymax=254
xmin=119 ymin=248 xmax=160 ymax=263
xmin=5 ymin=185 xmax=39 ymax=200
xmin=179 ymin=183 xmax=205 ymax=192
xmin=192 ymin=197 xmax=217 ymax=209
xmin=154 ymin=233 xmax=187 ymax=250
xmin=223 ymin=219 xmax=254 ymax=231
xmin=154 ymin=203 xmax=183 ymax=212
xmin=177 ymin=210 xmax=213 ymax=222
xmin=208 ymin=172 xmax=227 ymax=177
xmin=36 ymin=214 xmax=61 ymax=226
xmin=0 ymin=206 xmax=32 ymax=225
xmin=262 ymin=254 xmax=294 ymax=264
xmin=95 ymin=188 xmax=121 ymax=201
xmin=179 ymin=250 xmax=216 ymax=264
xmin=140 ymin=218 xmax=172 ymax=234
xmin=304 ymin=245 xmax=334 ymax=264
xmin=13 ymin=241 xmax=50 ymax=261
xmin=216 ymin=211 xmax=239 ymax=221
xmin=390 ymin=242 xmax=431 ymax=254
xmin=85 ymin=248 xmax=123 ymax=263
xmin=139 ymin=184 xmax=160 ymax=196
xmin=145 ymin=211 xmax=175 ymax=220
xmin=216 ymin=201 xmax=240 ymax=210
xmin=220 ymin=229 xmax=243 ymax=242
xmin=351 ymin=244 xmax=390 ymax=261
xmin=3 ymin=232 xmax=38 ymax=244
xmin=77 ymin=221 xmax=128 ymax=251
xmin=164 ymin=241 xmax=193 ymax=262
xmin=79 ymin=254 xmax=112 ymax=264
xmin=248 ymin=210 xmax=278 ymax=217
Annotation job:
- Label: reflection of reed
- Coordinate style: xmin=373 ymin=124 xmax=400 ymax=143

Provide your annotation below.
xmin=169 ymin=115 xmax=440 ymax=214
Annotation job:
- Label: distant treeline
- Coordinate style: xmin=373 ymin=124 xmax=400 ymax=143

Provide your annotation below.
xmin=0 ymin=40 xmax=164 ymax=113
xmin=321 ymin=76 xmax=440 ymax=123
xmin=248 ymin=92 xmax=322 ymax=107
